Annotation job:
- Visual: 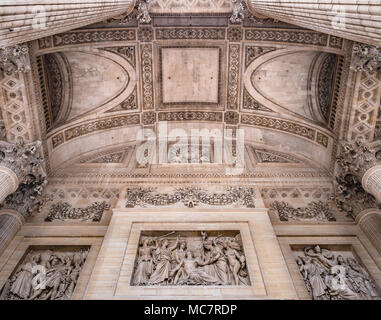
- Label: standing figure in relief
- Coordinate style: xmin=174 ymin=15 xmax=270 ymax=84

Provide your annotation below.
xmin=223 ymin=240 xmax=245 ymax=285
xmin=325 ymin=265 xmax=357 ymax=300
xmin=304 ymin=245 xmax=334 ymax=269
xmin=148 ymin=236 xmax=179 ymax=285
xmin=132 ymin=238 xmax=157 ymax=285
xmin=171 ymin=241 xmax=188 ymax=285
xmin=347 ymin=257 xmax=379 ymax=299
xmin=172 ymin=251 xmax=220 ymax=285
xmin=201 ymin=232 xmax=231 ymax=285
xmin=29 ymin=255 xmax=67 ymax=300
xmin=300 ymin=256 xmax=328 ymax=300
xmin=10 ymin=253 xmax=41 ymax=299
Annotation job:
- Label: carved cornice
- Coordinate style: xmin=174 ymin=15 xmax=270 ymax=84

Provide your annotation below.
xmin=0 ymin=44 xmax=30 ymax=75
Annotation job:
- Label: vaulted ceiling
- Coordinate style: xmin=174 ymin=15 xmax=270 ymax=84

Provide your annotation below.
xmin=33 ymin=9 xmax=347 ymax=176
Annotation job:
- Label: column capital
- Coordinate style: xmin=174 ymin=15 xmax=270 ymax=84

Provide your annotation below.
xmin=0 ymin=44 xmax=30 ymax=75
xmin=352 ymin=43 xmax=381 ymax=72
xmin=356 ymin=208 xmax=381 ymax=224
xmin=334 ymin=139 xmax=380 ymax=219
xmin=0 ymin=174 xmax=48 ymax=219
xmin=0 ymin=139 xmax=44 ymax=183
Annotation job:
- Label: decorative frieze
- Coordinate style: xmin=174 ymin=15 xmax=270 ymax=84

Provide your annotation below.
xmin=126 ymin=186 xmax=255 ymax=208
xmin=245 ymin=29 xmax=328 ymax=46
xmin=227 ymin=44 xmax=241 ymax=110
xmin=241 ymin=114 xmax=316 ymax=141
xmin=295 ymin=246 xmax=380 ymax=300
xmin=155 ymin=28 xmax=226 ymax=40
xmin=62 ymin=114 xmax=140 ymax=143
xmin=45 ymin=201 xmax=110 ymax=222
xmin=132 ymin=231 xmax=250 ymax=286
xmin=53 ymin=30 xmax=136 ymax=47
xmin=271 ymin=201 xmax=336 ymax=222
xmin=0 ymin=247 xmax=90 ymax=300
xmin=0 ymin=45 xmax=30 ymax=75
xmin=140 ymin=44 xmax=154 ymax=110
xmin=158 ymin=111 xmax=223 ymax=122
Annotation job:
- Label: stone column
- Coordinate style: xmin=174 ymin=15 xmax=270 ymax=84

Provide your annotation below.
xmin=357 ymin=209 xmax=381 ymax=255
xmin=0 ymin=0 xmax=135 ymax=47
xmin=0 ymin=167 xmax=19 ymax=204
xmin=0 ymin=210 xmax=24 ymax=255
xmin=247 ymin=0 xmax=381 ymax=46
xmin=362 ymin=165 xmax=381 ymax=202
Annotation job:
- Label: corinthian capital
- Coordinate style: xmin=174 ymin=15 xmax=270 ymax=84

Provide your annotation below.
xmin=336 ymin=139 xmax=377 ymax=178
xmin=0 ymin=139 xmax=44 ymax=183
xmin=334 ymin=139 xmax=381 ymax=219
xmin=352 ymin=43 xmax=381 ymax=72
xmin=0 ymin=44 xmax=30 ymax=75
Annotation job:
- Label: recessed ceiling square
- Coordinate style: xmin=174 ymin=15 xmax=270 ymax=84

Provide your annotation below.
xmin=160 ymin=47 xmax=220 ymax=106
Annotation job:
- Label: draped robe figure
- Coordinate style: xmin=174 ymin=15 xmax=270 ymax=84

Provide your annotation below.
xmin=301 ymin=256 xmax=327 ymax=299
xmin=10 ymin=253 xmax=41 ymax=299
xmin=148 ymin=238 xmax=178 ymax=285
xmin=132 ymin=239 xmax=155 ymax=285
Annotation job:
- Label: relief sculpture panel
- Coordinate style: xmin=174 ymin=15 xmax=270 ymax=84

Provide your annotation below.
xmin=295 ymin=245 xmax=381 ymax=300
xmin=132 ymin=231 xmax=250 ymax=286
xmin=0 ymin=246 xmax=90 ymax=300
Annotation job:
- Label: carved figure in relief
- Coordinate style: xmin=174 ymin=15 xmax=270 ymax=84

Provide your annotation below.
xmin=148 ymin=234 xmax=178 ymax=285
xmin=171 ymin=241 xmax=187 ymax=285
xmin=172 ymin=251 xmax=220 ymax=285
xmin=223 ymin=239 xmax=246 ymax=285
xmin=325 ymin=266 xmax=357 ymax=300
xmin=300 ymin=256 xmax=328 ymax=300
xmin=1 ymin=248 xmax=89 ymax=300
xmin=132 ymin=231 xmax=250 ymax=286
xmin=10 ymin=253 xmax=41 ymax=299
xmin=132 ymin=238 xmax=156 ymax=285
xmin=304 ymin=245 xmax=334 ymax=269
xmin=201 ymin=232 xmax=231 ymax=285
xmin=296 ymin=246 xmax=381 ymax=300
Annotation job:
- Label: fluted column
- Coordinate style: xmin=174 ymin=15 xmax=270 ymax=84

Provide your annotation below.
xmin=0 ymin=210 xmax=23 ymax=255
xmin=357 ymin=209 xmax=381 ymax=255
xmin=248 ymin=1 xmax=381 ymax=46
xmin=0 ymin=167 xmax=19 ymax=204
xmin=363 ymin=165 xmax=381 ymax=202
xmin=0 ymin=0 xmax=135 ymax=47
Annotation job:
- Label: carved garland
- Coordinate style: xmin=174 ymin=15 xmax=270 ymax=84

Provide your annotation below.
xmin=125 ymin=186 xmax=255 ymax=208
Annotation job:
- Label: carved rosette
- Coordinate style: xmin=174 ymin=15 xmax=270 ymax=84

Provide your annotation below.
xmin=0 ymin=44 xmax=30 ymax=75
xmin=352 ymin=43 xmax=381 ymax=72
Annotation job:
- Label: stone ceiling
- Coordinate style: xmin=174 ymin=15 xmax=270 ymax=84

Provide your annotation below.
xmin=27 ymin=7 xmax=352 ymax=178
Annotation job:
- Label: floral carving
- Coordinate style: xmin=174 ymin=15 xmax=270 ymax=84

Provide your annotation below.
xmin=45 ymin=201 xmax=110 ymax=222
xmin=271 ymin=201 xmax=336 ymax=222
xmin=126 ymin=186 xmax=255 ymax=208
